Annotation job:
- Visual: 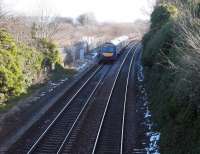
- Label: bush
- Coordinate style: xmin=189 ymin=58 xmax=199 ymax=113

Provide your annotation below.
xmin=0 ymin=29 xmax=17 ymax=52
xmin=142 ymin=3 xmax=178 ymax=67
xmin=0 ymin=30 xmax=24 ymax=103
xmin=37 ymin=38 xmax=61 ymax=66
xmin=196 ymin=3 xmax=200 ymax=17
xmin=151 ymin=3 xmax=178 ymax=29
xmin=0 ymin=29 xmax=44 ymax=103
xmin=142 ymin=1 xmax=200 ymax=153
xmin=16 ymin=44 xmax=44 ymax=86
xmin=143 ymin=22 xmax=176 ymax=67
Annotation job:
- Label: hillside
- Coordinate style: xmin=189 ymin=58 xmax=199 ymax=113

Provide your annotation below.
xmin=142 ymin=0 xmax=200 ymax=153
xmin=0 ymin=29 xmax=65 ymax=106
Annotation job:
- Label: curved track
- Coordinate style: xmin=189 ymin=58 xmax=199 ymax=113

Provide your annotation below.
xmin=26 ymin=65 xmax=112 ymax=154
xmin=8 ymin=42 xmax=138 ymax=154
xmin=91 ymin=44 xmax=136 ymax=154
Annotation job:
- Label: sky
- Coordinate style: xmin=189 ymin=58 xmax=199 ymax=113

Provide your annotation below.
xmin=2 ymin=0 xmax=156 ymax=22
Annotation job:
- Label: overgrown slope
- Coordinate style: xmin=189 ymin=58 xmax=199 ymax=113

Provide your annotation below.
xmin=0 ymin=29 xmax=62 ymax=106
xmin=142 ymin=1 xmax=200 ymax=153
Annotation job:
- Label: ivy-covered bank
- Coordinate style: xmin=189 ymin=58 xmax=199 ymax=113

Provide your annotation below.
xmin=142 ymin=1 xmax=200 ymax=154
xmin=0 ymin=29 xmax=65 ymax=108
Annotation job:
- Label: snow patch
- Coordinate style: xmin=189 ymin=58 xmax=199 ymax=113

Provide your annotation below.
xmin=76 ymin=63 xmax=87 ymax=71
xmin=40 ymin=93 xmax=46 ymax=97
xmin=91 ymin=52 xmax=98 ymax=58
xmin=145 ymin=109 xmax=151 ymax=118
xmin=136 ymin=59 xmax=160 ymax=154
xmin=147 ymin=132 xmax=160 ymax=154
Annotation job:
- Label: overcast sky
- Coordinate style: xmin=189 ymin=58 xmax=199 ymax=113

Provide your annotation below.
xmin=2 ymin=0 xmax=156 ymax=22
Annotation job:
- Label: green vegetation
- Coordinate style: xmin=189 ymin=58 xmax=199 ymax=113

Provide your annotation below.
xmin=36 ymin=38 xmax=62 ymax=66
xmin=50 ymin=64 xmax=76 ymax=82
xmin=0 ymin=29 xmax=42 ymax=104
xmin=0 ymin=29 xmax=69 ymax=109
xmin=0 ymin=82 xmax=45 ymax=113
xmin=142 ymin=1 xmax=200 ymax=154
xmin=150 ymin=3 xmax=178 ymax=29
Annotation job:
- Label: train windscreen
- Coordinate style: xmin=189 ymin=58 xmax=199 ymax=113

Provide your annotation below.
xmin=102 ymin=45 xmax=115 ymax=53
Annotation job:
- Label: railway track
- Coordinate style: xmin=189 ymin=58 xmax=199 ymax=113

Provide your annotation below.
xmin=53 ymin=43 xmax=137 ymax=154
xmin=8 ymin=42 xmax=138 ymax=154
xmin=92 ymin=44 xmax=136 ymax=154
xmin=25 ymin=65 xmax=112 ymax=154
xmin=7 ymin=63 xmax=110 ymax=154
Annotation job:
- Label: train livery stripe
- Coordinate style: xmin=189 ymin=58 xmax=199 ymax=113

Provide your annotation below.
xmin=102 ymin=53 xmax=114 ymax=57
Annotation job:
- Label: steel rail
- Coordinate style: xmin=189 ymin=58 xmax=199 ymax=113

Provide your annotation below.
xmin=120 ymin=44 xmax=139 ymax=154
xmin=91 ymin=43 xmax=136 ymax=154
xmin=56 ymin=66 xmax=111 ymax=154
xmin=27 ymin=65 xmax=103 ymax=154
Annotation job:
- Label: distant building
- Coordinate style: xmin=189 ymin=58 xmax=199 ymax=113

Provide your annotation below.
xmin=72 ymin=41 xmax=87 ymax=60
xmin=62 ymin=36 xmax=104 ymax=67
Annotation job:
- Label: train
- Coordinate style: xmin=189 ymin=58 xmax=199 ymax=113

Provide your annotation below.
xmin=97 ymin=36 xmax=129 ymax=63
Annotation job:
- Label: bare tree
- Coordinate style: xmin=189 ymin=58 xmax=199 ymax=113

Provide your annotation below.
xmin=32 ymin=9 xmax=62 ymax=40
xmin=77 ymin=13 xmax=97 ymax=25
xmin=0 ymin=0 xmax=8 ymax=27
xmin=140 ymin=0 xmax=156 ymax=18
xmin=0 ymin=0 xmax=5 ymax=19
xmin=54 ymin=17 xmax=73 ymax=24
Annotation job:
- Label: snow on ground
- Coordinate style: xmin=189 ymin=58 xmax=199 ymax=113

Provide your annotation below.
xmin=91 ymin=52 xmax=98 ymax=59
xmin=76 ymin=63 xmax=87 ymax=71
xmin=32 ymin=78 xmax=68 ymax=102
xmin=35 ymin=51 xmax=97 ymax=101
xmin=73 ymin=50 xmax=98 ymax=72
xmin=136 ymin=59 xmax=160 ymax=154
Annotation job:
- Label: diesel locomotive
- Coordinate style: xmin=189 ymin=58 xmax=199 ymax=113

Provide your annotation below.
xmin=98 ymin=36 xmax=128 ymax=63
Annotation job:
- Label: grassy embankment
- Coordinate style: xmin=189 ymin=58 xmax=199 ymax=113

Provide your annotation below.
xmin=142 ymin=1 xmax=200 ymax=153
xmin=0 ymin=29 xmax=75 ymax=112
